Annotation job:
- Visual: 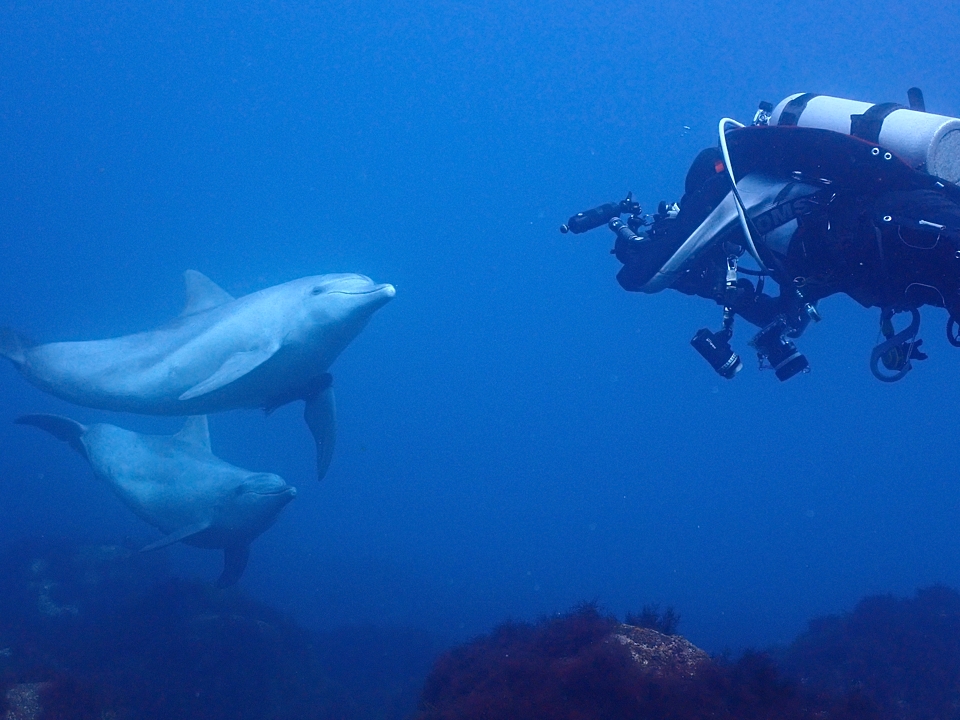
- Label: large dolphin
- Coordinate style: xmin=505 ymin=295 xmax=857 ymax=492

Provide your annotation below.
xmin=0 ymin=271 xmax=395 ymax=480
xmin=16 ymin=414 xmax=296 ymax=587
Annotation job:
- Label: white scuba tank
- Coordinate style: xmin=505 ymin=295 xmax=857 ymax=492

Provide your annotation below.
xmin=768 ymin=93 xmax=960 ymax=184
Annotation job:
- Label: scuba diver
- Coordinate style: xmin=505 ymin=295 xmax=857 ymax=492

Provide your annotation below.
xmin=562 ymin=90 xmax=960 ymax=382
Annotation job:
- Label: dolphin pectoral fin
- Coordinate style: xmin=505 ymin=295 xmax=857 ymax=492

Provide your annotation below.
xmin=140 ymin=520 xmax=212 ymax=552
xmin=174 ymin=415 xmax=211 ymax=450
xmin=178 ymin=345 xmax=280 ymax=401
xmin=181 ymin=270 xmax=235 ymax=316
xmin=216 ymin=544 xmax=250 ymax=588
xmin=304 ymin=380 xmax=337 ymax=481
xmin=15 ymin=414 xmax=89 ymax=458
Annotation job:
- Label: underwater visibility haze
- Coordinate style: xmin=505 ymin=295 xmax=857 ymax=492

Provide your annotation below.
xmin=3 ymin=0 xmax=960 ymax=703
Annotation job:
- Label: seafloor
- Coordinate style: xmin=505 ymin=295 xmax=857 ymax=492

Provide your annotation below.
xmin=2 ymin=536 xmax=959 ymax=720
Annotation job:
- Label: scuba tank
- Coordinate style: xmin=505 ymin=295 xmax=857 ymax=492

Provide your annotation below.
xmin=768 ymin=93 xmax=960 ymax=184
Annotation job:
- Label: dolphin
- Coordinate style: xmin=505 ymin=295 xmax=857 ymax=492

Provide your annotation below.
xmin=15 ymin=414 xmax=296 ymax=587
xmin=0 ymin=271 xmax=396 ymax=480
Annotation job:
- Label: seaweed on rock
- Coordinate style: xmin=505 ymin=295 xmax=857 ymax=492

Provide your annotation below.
xmin=416 ymin=603 xmax=881 ymax=720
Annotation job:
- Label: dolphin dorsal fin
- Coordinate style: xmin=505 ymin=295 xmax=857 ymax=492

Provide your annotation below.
xmin=181 ymin=270 xmax=235 ymax=316
xmin=174 ymin=415 xmax=211 ymax=450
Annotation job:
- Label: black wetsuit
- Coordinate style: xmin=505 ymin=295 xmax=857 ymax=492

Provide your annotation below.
xmin=614 ymin=126 xmax=960 ymax=329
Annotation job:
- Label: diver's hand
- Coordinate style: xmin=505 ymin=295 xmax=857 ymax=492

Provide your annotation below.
xmin=910 ymin=339 xmax=928 ymax=361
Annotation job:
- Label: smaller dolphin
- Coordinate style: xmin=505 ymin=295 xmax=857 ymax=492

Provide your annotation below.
xmin=16 ymin=414 xmax=296 ymax=588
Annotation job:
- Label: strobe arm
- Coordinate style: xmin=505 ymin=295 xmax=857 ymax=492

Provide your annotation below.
xmin=560 ymin=193 xmax=640 ymax=234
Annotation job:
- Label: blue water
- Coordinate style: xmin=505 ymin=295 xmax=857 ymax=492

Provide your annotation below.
xmin=1 ymin=0 xmax=959 ymax=657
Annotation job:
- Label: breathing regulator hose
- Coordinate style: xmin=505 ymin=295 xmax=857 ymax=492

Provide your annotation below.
xmin=718 ymin=118 xmax=771 ymax=273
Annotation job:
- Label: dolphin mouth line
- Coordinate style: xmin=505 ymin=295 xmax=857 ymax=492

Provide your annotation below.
xmin=328 ymin=287 xmax=393 ymax=296
xmin=253 ymin=488 xmax=295 ymax=497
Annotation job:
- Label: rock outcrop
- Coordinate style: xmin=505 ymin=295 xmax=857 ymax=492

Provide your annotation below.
xmin=609 ymin=624 xmax=711 ymax=677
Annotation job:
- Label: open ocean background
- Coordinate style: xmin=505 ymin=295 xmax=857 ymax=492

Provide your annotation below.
xmin=2 ymin=0 xmax=960 ymax=678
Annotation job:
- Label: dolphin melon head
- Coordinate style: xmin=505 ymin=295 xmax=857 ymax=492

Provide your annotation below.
xmin=291 ymin=273 xmax=395 ymax=346
xmin=218 ymin=472 xmax=296 ymax=539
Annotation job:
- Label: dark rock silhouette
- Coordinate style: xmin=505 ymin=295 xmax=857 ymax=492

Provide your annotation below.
xmin=0 ymin=537 xmax=438 ymax=720
xmin=779 ymin=584 xmax=960 ymax=720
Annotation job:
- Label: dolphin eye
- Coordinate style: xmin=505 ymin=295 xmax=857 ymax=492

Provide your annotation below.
xmin=311 ymin=286 xmax=324 ymax=296
xmin=233 ymin=485 xmax=246 ymax=497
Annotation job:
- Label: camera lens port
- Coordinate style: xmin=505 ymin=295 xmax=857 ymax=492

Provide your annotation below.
xmin=691 ymin=328 xmax=742 ymax=379
xmin=750 ymin=319 xmax=809 ymax=381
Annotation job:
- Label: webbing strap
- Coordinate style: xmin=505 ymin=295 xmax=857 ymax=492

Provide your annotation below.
xmin=850 ymin=102 xmax=903 ymax=144
xmin=777 ymin=93 xmax=818 ymax=126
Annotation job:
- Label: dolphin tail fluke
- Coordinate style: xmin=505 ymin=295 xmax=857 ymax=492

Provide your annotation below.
xmin=0 ymin=327 xmax=32 ymax=366
xmin=15 ymin=414 xmax=88 ymax=458
xmin=216 ymin=544 xmax=250 ymax=588
xmin=304 ymin=374 xmax=337 ymax=481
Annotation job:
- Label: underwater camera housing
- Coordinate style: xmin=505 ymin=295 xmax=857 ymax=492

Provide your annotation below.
xmin=560 ymin=193 xmax=642 ymax=234
xmin=750 ymin=317 xmax=809 ymax=381
xmin=691 ymin=327 xmax=742 ymax=379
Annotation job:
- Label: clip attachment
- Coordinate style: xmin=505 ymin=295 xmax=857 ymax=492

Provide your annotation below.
xmin=870 ymin=308 xmax=924 ymax=382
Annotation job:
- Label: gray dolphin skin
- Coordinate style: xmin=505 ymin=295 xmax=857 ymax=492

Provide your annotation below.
xmin=0 ymin=271 xmax=396 ymax=480
xmin=15 ymin=414 xmax=296 ymax=588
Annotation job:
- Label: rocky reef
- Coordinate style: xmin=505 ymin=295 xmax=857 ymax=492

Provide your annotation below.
xmin=779 ymin=584 xmax=960 ymax=720
xmin=414 ymin=603 xmax=880 ymax=720
xmin=0 ymin=537 xmax=439 ymax=720
xmin=4 ymin=536 xmax=960 ymax=719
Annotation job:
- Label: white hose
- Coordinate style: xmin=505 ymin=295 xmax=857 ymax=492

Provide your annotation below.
xmin=718 ymin=117 xmax=770 ymax=272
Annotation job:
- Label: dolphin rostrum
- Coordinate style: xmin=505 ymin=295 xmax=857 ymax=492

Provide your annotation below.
xmin=16 ymin=414 xmax=296 ymax=587
xmin=0 ymin=271 xmax=395 ymax=480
